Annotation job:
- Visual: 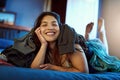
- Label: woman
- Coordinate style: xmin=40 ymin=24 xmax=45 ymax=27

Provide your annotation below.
xmin=29 ymin=12 xmax=89 ymax=72
xmin=1 ymin=12 xmax=88 ymax=73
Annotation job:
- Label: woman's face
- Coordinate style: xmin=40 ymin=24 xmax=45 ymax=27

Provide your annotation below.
xmin=39 ymin=15 xmax=60 ymax=42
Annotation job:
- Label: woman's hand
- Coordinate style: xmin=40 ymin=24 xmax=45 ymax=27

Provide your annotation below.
xmin=35 ymin=27 xmax=47 ymax=45
xmin=39 ymin=64 xmax=54 ymax=70
xmin=39 ymin=63 xmax=83 ymax=72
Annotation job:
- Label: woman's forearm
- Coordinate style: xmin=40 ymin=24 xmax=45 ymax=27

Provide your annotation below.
xmin=30 ymin=44 xmax=47 ymax=68
xmin=40 ymin=64 xmax=88 ymax=73
xmin=52 ymin=65 xmax=87 ymax=72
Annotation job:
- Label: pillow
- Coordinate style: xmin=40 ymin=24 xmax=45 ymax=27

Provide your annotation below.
xmin=0 ymin=49 xmax=4 ymax=53
xmin=0 ymin=39 xmax=14 ymax=49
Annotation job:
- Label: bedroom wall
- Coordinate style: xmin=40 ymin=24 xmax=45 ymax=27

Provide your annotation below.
xmin=5 ymin=0 xmax=44 ymax=28
xmin=101 ymin=0 xmax=120 ymax=58
xmin=2 ymin=0 xmax=45 ymax=38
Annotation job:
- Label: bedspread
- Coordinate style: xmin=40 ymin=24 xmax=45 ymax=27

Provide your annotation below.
xmin=0 ymin=65 xmax=120 ymax=80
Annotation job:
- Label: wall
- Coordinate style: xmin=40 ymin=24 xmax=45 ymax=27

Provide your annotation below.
xmin=102 ymin=0 xmax=120 ymax=58
xmin=2 ymin=0 xmax=45 ymax=38
xmin=5 ymin=0 xmax=44 ymax=28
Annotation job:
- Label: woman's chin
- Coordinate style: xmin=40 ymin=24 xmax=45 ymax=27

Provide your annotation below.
xmin=45 ymin=37 xmax=57 ymax=42
xmin=47 ymin=40 xmax=56 ymax=43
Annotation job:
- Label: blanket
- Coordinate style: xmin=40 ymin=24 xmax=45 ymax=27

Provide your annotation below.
xmin=86 ymin=39 xmax=120 ymax=72
xmin=0 ymin=66 xmax=120 ymax=80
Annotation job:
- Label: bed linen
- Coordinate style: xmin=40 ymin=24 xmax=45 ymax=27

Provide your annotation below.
xmin=0 ymin=65 xmax=120 ymax=80
xmin=0 ymin=39 xmax=13 ymax=53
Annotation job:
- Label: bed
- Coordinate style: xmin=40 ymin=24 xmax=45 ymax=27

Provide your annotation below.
xmin=0 ymin=65 xmax=120 ymax=80
xmin=0 ymin=23 xmax=120 ymax=80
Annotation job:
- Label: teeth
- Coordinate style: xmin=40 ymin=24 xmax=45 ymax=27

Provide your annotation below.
xmin=46 ymin=32 xmax=54 ymax=35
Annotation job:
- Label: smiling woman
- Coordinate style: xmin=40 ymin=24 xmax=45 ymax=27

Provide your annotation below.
xmin=1 ymin=12 xmax=89 ymax=73
xmin=30 ymin=12 xmax=88 ymax=72
xmin=37 ymin=15 xmax=60 ymax=42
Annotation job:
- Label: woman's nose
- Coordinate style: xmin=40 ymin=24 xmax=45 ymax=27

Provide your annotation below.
xmin=48 ymin=25 xmax=54 ymax=29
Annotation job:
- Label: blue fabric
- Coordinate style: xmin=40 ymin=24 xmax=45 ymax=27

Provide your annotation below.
xmin=0 ymin=49 xmax=4 ymax=53
xmin=0 ymin=39 xmax=14 ymax=48
xmin=0 ymin=66 xmax=120 ymax=80
xmin=86 ymin=39 xmax=120 ymax=72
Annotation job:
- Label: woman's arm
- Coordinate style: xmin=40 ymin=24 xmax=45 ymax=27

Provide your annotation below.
xmin=39 ymin=44 xmax=89 ymax=73
xmin=39 ymin=63 xmax=88 ymax=72
xmin=30 ymin=27 xmax=48 ymax=68
xmin=30 ymin=44 xmax=47 ymax=68
xmin=68 ymin=44 xmax=89 ymax=73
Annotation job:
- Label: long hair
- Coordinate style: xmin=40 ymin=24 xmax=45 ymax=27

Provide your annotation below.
xmin=32 ymin=12 xmax=62 ymax=65
xmin=32 ymin=12 xmax=61 ymax=48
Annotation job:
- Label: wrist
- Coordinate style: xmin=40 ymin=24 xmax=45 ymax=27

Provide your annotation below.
xmin=41 ymin=42 xmax=48 ymax=46
xmin=41 ymin=43 xmax=48 ymax=48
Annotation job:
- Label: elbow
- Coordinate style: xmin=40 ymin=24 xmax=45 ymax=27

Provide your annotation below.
xmin=72 ymin=67 xmax=89 ymax=73
xmin=30 ymin=64 xmax=39 ymax=69
xmin=78 ymin=69 xmax=89 ymax=73
xmin=77 ymin=66 xmax=89 ymax=73
xmin=82 ymin=66 xmax=89 ymax=73
xmin=77 ymin=69 xmax=89 ymax=73
xmin=83 ymin=69 xmax=89 ymax=73
xmin=30 ymin=65 xmax=35 ymax=69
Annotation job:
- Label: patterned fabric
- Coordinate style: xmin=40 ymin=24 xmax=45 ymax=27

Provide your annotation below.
xmin=86 ymin=39 xmax=120 ymax=72
xmin=0 ymin=59 xmax=14 ymax=66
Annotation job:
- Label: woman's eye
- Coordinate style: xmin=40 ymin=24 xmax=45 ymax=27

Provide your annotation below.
xmin=41 ymin=24 xmax=47 ymax=27
xmin=52 ymin=24 xmax=58 ymax=26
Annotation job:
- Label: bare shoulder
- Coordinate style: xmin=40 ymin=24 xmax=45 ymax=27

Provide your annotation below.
xmin=69 ymin=44 xmax=86 ymax=59
xmin=74 ymin=44 xmax=84 ymax=53
xmin=68 ymin=44 xmax=89 ymax=72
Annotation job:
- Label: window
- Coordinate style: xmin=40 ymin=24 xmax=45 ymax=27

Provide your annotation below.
xmin=66 ymin=0 xmax=99 ymax=39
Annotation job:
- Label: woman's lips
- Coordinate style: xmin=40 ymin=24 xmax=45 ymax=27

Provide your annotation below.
xmin=46 ymin=32 xmax=55 ymax=36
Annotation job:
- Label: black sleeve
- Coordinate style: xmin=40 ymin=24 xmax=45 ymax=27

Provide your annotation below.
xmin=1 ymin=46 xmax=37 ymax=68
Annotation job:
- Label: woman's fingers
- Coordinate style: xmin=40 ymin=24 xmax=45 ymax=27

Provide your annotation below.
xmin=35 ymin=28 xmax=47 ymax=45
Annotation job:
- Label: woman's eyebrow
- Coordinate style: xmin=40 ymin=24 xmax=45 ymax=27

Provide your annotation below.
xmin=41 ymin=20 xmax=57 ymax=23
xmin=41 ymin=21 xmax=47 ymax=24
xmin=52 ymin=21 xmax=57 ymax=23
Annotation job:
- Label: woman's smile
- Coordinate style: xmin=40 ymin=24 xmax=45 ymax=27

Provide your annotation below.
xmin=39 ymin=15 xmax=60 ymax=42
xmin=46 ymin=31 xmax=55 ymax=36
